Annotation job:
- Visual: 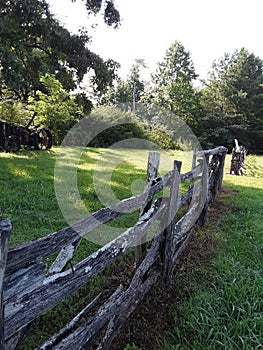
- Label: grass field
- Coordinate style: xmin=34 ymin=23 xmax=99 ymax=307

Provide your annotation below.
xmin=1 ymin=148 xmax=262 ymax=349
xmin=159 ymin=154 xmax=263 ymax=350
xmin=0 ymin=147 xmax=192 ymax=247
xmin=0 ymin=146 xmax=192 ymax=348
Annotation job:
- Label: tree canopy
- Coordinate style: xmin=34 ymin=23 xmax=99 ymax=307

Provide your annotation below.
xmin=0 ymin=0 xmax=120 ymax=101
xmin=71 ymin=0 xmax=120 ymax=28
xmin=0 ymin=0 xmax=262 ymax=155
xmin=199 ymin=48 xmax=263 ymax=151
xmin=149 ymin=41 xmax=201 ymax=130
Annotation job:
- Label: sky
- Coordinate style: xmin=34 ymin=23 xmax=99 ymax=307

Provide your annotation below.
xmin=48 ymin=0 xmax=263 ymax=83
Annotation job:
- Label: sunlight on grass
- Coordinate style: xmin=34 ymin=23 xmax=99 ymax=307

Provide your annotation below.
xmin=10 ymin=167 xmax=33 ymax=179
xmin=224 ymin=154 xmax=263 ymax=189
xmin=159 ymin=154 xmax=263 ymax=350
xmin=2 ymin=148 xmax=262 ymax=349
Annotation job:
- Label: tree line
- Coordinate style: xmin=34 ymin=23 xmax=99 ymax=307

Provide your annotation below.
xmin=1 ymin=1 xmax=262 ymax=153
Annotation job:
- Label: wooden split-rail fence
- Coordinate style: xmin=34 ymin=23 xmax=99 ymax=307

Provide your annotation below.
xmin=0 ymin=146 xmax=227 ymax=349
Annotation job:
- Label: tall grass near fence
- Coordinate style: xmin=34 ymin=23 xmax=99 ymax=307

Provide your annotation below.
xmin=0 ymin=148 xmax=192 ymax=247
xmin=160 ymin=154 xmax=263 ymax=350
xmin=0 ymin=147 xmax=194 ymax=349
xmin=0 ymin=146 xmax=227 ymax=349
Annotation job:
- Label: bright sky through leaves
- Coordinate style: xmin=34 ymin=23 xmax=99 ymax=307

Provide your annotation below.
xmin=48 ymin=0 xmax=263 ymax=82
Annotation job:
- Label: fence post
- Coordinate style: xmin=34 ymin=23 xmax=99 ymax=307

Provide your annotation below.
xmin=135 ymin=151 xmax=160 ymax=265
xmin=198 ymin=153 xmax=209 ymax=228
xmin=163 ymin=160 xmax=181 ymax=283
xmin=0 ymin=219 xmax=12 ymax=350
xmin=187 ymin=152 xmax=197 ymax=207
xmin=217 ymin=151 xmax=227 ymax=191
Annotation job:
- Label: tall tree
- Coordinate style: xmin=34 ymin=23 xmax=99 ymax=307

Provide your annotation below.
xmin=128 ymin=58 xmax=147 ymax=112
xmin=0 ymin=0 xmax=120 ymax=101
xmin=150 ymin=41 xmax=200 ymax=130
xmin=152 ymin=41 xmax=197 ymax=88
xmin=200 ymin=48 xmax=263 ymax=152
xmin=99 ymin=59 xmax=146 ymax=109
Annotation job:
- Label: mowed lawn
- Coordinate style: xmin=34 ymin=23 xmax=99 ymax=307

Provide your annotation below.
xmin=1 ymin=148 xmax=262 ymax=349
xmin=0 ymin=146 xmax=193 ymax=348
xmin=0 ymin=147 xmax=193 ymax=247
xmin=159 ymin=154 xmax=263 ymax=350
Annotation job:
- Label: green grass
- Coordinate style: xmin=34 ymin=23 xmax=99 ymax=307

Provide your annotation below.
xmin=0 ymin=147 xmax=191 ymax=247
xmin=159 ymin=154 xmax=263 ymax=350
xmin=3 ymin=149 xmax=261 ymax=349
xmin=0 ymin=146 xmax=191 ymax=348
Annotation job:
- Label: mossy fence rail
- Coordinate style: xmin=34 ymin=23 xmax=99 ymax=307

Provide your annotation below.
xmin=0 ymin=146 xmax=227 ymax=350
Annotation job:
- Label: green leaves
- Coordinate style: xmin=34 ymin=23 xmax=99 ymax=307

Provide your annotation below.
xmin=28 ymin=74 xmax=81 ymax=143
xmin=200 ymin=48 xmax=263 ymax=152
xmin=150 ymin=41 xmax=200 ymax=130
xmin=74 ymin=0 xmax=120 ymax=28
xmin=0 ymin=0 xmax=120 ymax=101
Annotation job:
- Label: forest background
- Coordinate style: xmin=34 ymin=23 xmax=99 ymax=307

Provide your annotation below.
xmin=1 ymin=0 xmax=262 ymax=153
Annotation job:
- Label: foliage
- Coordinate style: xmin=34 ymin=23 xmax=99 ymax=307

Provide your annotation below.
xmin=71 ymin=0 xmax=120 ymax=28
xmin=28 ymin=74 xmax=82 ymax=143
xmin=0 ymin=97 xmax=30 ymax=125
xmin=152 ymin=41 xmax=197 ymax=87
xmin=102 ymin=79 xmax=134 ymax=106
xmin=144 ymin=124 xmax=179 ymax=150
xmin=73 ymin=91 xmax=93 ymax=115
xmin=0 ymin=0 xmax=120 ymax=101
xmin=100 ymin=59 xmax=147 ymax=109
xmin=1 ymin=5 xmax=263 ymax=155
xmin=128 ymin=59 xmax=147 ymax=109
xmin=81 ymin=106 xmax=145 ymax=147
xmin=70 ymin=106 xmax=180 ymax=150
xmin=199 ymin=48 xmax=263 ymax=152
xmin=147 ymin=41 xmax=201 ymax=130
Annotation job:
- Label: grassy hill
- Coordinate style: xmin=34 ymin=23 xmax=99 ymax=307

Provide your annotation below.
xmin=0 ymin=148 xmax=262 ymax=349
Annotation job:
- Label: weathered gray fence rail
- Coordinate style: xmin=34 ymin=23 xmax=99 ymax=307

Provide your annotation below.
xmin=0 ymin=146 xmax=227 ymax=350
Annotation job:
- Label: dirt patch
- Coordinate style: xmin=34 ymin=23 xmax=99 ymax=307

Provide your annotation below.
xmin=110 ymin=187 xmax=235 ymax=350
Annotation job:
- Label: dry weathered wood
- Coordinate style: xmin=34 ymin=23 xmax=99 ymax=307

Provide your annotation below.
xmin=51 ymin=285 xmax=124 ymax=350
xmin=2 ymin=147 xmax=228 ymax=348
xmin=164 ymin=160 xmax=181 ymax=282
xmin=207 ymin=151 xmax=227 ymax=203
xmin=97 ymin=227 xmax=164 ymax=349
xmin=145 ymin=152 xmax=160 ymax=184
xmin=6 ymin=170 xmax=171 ymax=275
xmin=180 ymin=161 xmax=202 ymax=184
xmin=7 ymin=170 xmax=175 ymax=277
xmin=3 ymin=262 xmax=46 ymax=304
xmin=4 ymin=323 xmax=33 ymax=350
xmin=54 ymin=230 xmax=164 ymax=350
xmin=171 ymin=201 xmax=200 ymax=246
xmin=4 ymin=198 xmax=165 ymax=340
xmin=0 ymin=219 xmax=12 ymax=350
xmin=195 ymin=146 xmax=228 ymax=157
xmin=230 ymin=139 xmax=246 ymax=175
xmin=38 ymin=293 xmax=101 ymax=350
xmin=187 ymin=152 xmax=197 ymax=207
xmin=217 ymin=152 xmax=227 ymax=191
xmin=197 ymin=154 xmax=209 ymax=227
xmin=48 ymin=239 xmax=81 ymax=275
xmin=171 ymin=228 xmax=194 ymax=267
xmin=98 ymin=273 xmax=159 ymax=350
xmin=5 ymin=202 xmax=130 ymax=274
xmin=136 ymin=151 xmax=160 ymax=264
